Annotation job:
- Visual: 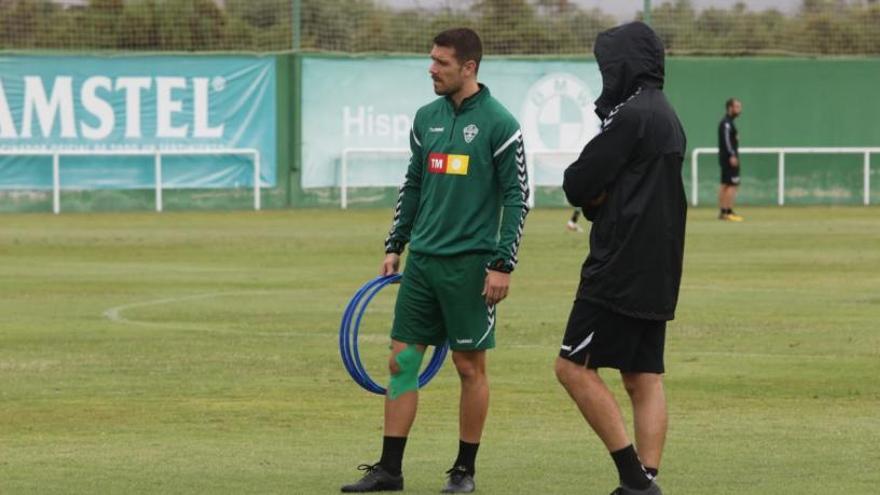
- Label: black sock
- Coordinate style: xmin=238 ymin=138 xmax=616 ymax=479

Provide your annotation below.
xmin=645 ymin=466 xmax=659 ymax=480
xmin=725 ymin=208 xmax=733 ymax=214
xmin=610 ymin=445 xmax=650 ymax=489
xmin=452 ymin=440 xmax=480 ymax=475
xmin=378 ymin=436 xmax=407 ymax=476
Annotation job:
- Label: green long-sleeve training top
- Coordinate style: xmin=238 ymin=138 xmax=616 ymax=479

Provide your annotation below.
xmin=384 ymin=84 xmax=530 ymax=272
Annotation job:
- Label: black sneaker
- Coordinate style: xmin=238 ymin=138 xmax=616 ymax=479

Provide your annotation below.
xmin=610 ymin=482 xmax=663 ymax=495
xmin=440 ymin=465 xmax=475 ymax=493
xmin=340 ymin=463 xmax=403 ymax=493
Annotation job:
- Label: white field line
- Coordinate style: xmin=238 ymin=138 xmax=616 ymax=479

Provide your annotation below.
xmin=102 ymin=291 xmax=329 ymax=338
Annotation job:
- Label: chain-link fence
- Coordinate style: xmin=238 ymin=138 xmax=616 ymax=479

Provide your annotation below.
xmin=0 ymin=0 xmax=878 ymax=55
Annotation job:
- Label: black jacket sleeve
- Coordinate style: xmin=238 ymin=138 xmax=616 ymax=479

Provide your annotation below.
xmin=563 ymin=107 xmax=643 ymax=212
xmin=721 ymin=120 xmax=737 ymax=157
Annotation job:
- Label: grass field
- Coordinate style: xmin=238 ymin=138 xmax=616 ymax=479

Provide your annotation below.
xmin=1 ymin=206 xmax=879 ymax=494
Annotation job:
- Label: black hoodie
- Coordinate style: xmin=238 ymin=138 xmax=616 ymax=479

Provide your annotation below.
xmin=563 ymin=22 xmax=687 ymax=321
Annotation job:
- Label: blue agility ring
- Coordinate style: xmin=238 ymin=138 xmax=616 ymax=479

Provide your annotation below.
xmin=339 ymin=274 xmax=448 ymax=395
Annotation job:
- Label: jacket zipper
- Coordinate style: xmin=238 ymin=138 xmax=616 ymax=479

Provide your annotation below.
xmin=448 ymin=115 xmax=456 ymax=144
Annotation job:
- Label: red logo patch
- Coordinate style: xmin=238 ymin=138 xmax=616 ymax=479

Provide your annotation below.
xmin=428 ymin=153 xmax=448 ymax=174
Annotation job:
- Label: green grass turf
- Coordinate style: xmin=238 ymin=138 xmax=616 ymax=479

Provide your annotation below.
xmin=1 ymin=206 xmax=878 ymax=494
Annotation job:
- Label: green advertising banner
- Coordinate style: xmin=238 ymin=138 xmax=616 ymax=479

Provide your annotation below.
xmin=0 ymin=55 xmax=276 ymax=191
xmin=301 ymin=56 xmax=602 ymax=205
xmin=666 ymin=58 xmax=880 ymax=206
xmin=300 ymin=55 xmax=880 ymax=208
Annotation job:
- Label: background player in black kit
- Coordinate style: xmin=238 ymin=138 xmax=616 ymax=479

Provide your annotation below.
xmin=718 ymin=98 xmax=744 ymax=222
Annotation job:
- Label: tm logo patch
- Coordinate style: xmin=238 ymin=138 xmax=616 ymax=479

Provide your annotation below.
xmin=428 ymin=153 xmax=469 ymax=175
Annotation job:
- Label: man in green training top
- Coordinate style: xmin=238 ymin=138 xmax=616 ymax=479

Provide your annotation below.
xmin=341 ymin=28 xmax=529 ymax=494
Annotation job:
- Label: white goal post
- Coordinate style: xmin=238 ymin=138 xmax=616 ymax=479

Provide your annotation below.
xmin=340 ymin=148 xmax=410 ymax=210
xmin=0 ymin=148 xmax=261 ymax=214
xmin=339 ymin=147 xmax=584 ymax=209
xmin=691 ymin=147 xmax=878 ymax=207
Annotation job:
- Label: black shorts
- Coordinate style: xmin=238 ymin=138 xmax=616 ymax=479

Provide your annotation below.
xmin=720 ymin=164 xmax=740 ymax=186
xmin=559 ymin=299 xmax=666 ymax=373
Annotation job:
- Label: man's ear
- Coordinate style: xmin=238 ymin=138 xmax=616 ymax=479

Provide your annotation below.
xmin=462 ymin=59 xmax=477 ymax=76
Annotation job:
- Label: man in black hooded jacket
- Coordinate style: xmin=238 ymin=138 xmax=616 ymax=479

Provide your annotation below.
xmin=554 ymin=22 xmax=686 ymax=495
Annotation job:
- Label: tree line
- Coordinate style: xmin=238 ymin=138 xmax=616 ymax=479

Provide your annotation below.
xmin=0 ymin=0 xmax=877 ymax=55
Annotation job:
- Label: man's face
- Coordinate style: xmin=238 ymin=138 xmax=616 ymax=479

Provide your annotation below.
xmin=429 ymin=44 xmax=467 ymax=96
xmin=729 ymin=100 xmax=742 ymax=118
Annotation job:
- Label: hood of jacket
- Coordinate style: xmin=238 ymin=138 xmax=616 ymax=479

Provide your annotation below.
xmin=593 ymin=21 xmax=665 ymax=120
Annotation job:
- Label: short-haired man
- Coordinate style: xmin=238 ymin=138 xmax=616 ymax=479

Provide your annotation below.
xmin=718 ymin=98 xmax=744 ymax=221
xmin=556 ymin=22 xmax=687 ymax=495
xmin=341 ymin=28 xmax=529 ymax=494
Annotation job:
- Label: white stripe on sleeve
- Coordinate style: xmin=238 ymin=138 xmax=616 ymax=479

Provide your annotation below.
xmin=411 ymin=124 xmax=421 ymax=148
xmin=493 ymin=129 xmax=523 ymax=158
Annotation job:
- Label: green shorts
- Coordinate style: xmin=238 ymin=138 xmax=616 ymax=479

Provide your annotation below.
xmin=391 ymin=252 xmax=496 ymax=351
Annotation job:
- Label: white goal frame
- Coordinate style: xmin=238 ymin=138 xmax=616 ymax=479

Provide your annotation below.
xmin=691 ymin=147 xmax=878 ymax=206
xmin=0 ymin=148 xmax=261 ymax=214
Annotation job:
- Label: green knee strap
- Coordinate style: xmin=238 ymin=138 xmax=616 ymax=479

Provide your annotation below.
xmin=388 ymin=345 xmax=424 ymax=400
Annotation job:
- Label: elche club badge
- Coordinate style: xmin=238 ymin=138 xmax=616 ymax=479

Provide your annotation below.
xmin=463 ymin=124 xmax=479 ymax=143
